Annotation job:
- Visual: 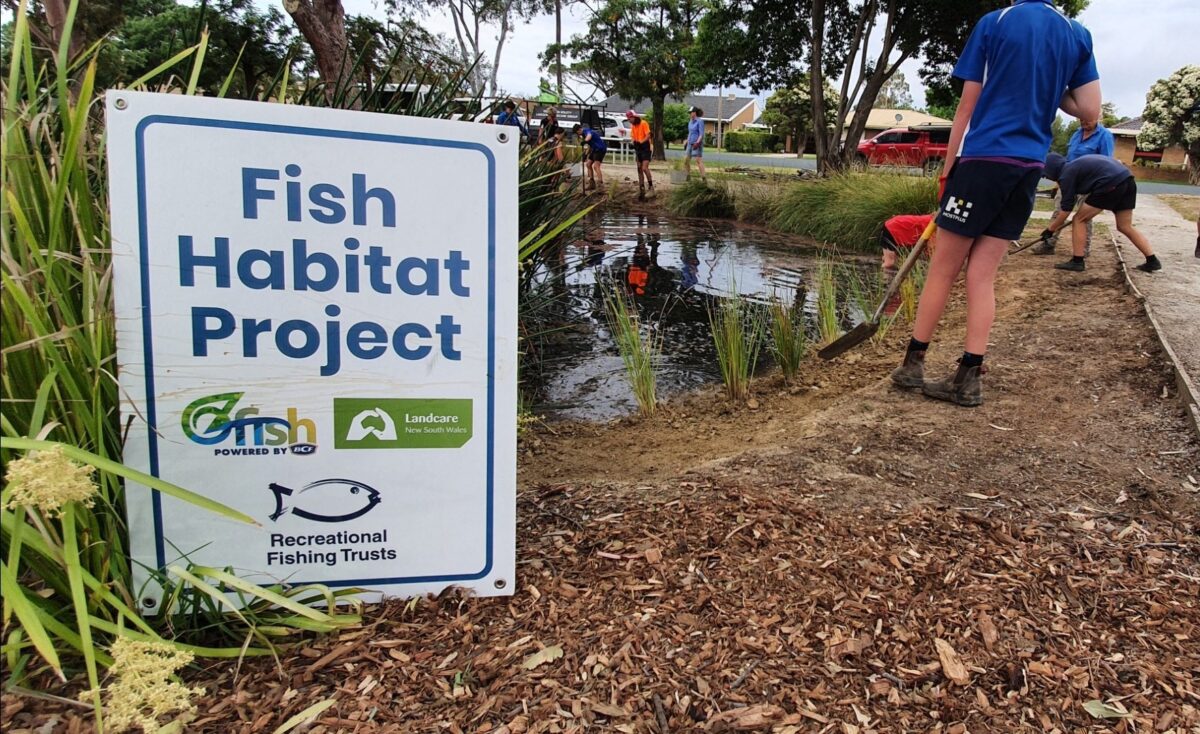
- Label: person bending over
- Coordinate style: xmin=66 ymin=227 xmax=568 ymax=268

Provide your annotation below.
xmin=1038 ymin=152 xmax=1161 ymax=273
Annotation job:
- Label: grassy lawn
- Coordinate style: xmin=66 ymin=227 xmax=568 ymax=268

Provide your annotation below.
xmin=1033 ymin=197 xmax=1058 ymax=212
xmin=1157 ymin=194 xmax=1200 ymax=222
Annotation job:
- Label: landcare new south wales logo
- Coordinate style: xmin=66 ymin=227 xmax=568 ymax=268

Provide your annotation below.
xmin=181 ymin=392 xmax=317 ymax=456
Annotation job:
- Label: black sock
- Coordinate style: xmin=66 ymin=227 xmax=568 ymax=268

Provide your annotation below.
xmin=1071 ymin=255 xmax=1085 ymax=264
xmin=907 ymin=338 xmax=929 ymax=355
xmin=961 ymin=352 xmax=984 ymax=368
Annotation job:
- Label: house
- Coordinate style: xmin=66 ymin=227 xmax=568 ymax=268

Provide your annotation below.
xmin=853 ymin=109 xmax=952 ymax=140
xmin=600 ymin=93 xmax=758 ymax=139
xmin=1110 ymin=116 xmax=1188 ymax=167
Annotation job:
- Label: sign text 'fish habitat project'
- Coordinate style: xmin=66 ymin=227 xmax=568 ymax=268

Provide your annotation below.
xmin=107 ymin=92 xmax=518 ymax=606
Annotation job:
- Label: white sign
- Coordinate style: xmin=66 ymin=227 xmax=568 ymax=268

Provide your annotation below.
xmin=106 ymin=92 xmax=517 ymax=607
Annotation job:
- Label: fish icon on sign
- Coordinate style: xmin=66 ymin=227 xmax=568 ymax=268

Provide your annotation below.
xmin=267 ymin=479 xmax=382 ymax=523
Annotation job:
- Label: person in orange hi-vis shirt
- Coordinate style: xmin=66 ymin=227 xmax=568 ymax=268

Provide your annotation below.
xmin=626 ymin=110 xmax=654 ymax=198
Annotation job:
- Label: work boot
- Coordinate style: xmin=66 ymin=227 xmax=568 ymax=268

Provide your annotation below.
xmin=922 ymin=360 xmax=985 ymax=407
xmin=1135 ymin=255 xmax=1162 ymax=273
xmin=1054 ymin=259 xmax=1085 ymax=272
xmin=1031 ymin=238 xmax=1056 ymax=255
xmin=890 ymin=349 xmax=926 ymax=389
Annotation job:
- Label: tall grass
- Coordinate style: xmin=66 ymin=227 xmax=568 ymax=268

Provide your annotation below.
xmin=708 ymin=294 xmax=766 ymax=401
xmin=815 ymin=263 xmax=841 ymax=345
xmin=1 ymin=8 xmax=364 ymax=710
xmin=735 ymin=184 xmax=783 ymax=225
xmin=668 ymin=180 xmax=736 ymax=219
xmin=768 ymin=300 xmax=808 ymax=381
xmin=602 ymin=287 xmax=660 ymax=417
xmin=773 ymin=173 xmax=936 ymax=251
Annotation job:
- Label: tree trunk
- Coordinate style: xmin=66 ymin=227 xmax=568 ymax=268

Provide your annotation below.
xmin=42 ymin=0 xmax=83 ymax=61
xmin=555 ymin=0 xmax=563 ymax=95
xmin=487 ymin=8 xmax=511 ymax=97
xmin=283 ymin=0 xmax=354 ymax=98
xmin=652 ymin=95 xmax=667 ymax=161
xmin=808 ymin=0 xmax=839 ymax=173
xmin=1189 ymin=148 xmax=1200 ymax=186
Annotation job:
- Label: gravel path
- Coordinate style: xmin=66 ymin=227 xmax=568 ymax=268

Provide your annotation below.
xmin=1121 ymin=195 xmax=1200 ymax=403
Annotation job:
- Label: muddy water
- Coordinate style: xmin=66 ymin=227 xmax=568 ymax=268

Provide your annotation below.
xmin=524 ymin=212 xmax=878 ymax=421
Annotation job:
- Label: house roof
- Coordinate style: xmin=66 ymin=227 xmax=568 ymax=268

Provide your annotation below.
xmin=1110 ymin=116 xmax=1143 ymax=136
xmin=856 ymin=108 xmax=952 ymax=130
xmin=600 ymin=94 xmax=757 ymax=123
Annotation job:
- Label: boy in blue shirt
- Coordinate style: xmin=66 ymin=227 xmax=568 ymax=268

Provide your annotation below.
xmin=573 ymin=124 xmax=608 ymax=191
xmin=1034 ymin=117 xmax=1116 ymax=255
xmin=891 ymin=0 xmax=1101 ymax=407
xmin=1039 ymin=152 xmax=1161 ymax=272
xmin=495 ymin=100 xmax=529 ymax=139
xmin=685 ymin=106 xmax=706 ymax=180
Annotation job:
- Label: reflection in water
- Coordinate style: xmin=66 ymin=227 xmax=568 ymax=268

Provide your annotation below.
xmin=524 ymin=212 xmax=875 ymax=421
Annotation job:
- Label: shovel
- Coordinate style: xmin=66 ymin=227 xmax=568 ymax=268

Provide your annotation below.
xmin=818 ymin=218 xmax=937 ymax=360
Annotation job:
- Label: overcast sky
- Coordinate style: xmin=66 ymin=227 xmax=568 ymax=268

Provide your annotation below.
xmin=325 ymin=0 xmax=1195 ymax=120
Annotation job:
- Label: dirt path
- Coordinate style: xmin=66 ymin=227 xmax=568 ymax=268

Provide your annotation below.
xmin=5 ymin=227 xmax=1199 ymax=733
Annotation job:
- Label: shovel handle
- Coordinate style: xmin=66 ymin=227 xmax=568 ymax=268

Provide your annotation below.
xmin=871 ymin=219 xmax=936 ymax=323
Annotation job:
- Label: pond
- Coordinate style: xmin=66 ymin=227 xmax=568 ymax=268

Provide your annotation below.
xmin=522 ymin=212 xmax=883 ymax=422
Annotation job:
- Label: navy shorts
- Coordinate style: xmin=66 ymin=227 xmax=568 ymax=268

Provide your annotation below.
xmin=1085 ymin=176 xmax=1136 ymax=212
xmin=587 ymin=149 xmax=607 ymax=163
xmin=936 ymin=159 xmax=1042 ymax=240
xmin=634 ymin=141 xmax=652 ymax=162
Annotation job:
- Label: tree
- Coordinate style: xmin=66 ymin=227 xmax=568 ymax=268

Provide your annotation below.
xmin=645 ymin=103 xmax=690 ymax=145
xmin=556 ymin=0 xmax=707 ymax=159
xmin=283 ymin=0 xmax=353 ymax=90
xmin=876 ymin=70 xmax=913 ymax=109
xmin=1138 ymin=65 xmax=1200 ymax=184
xmin=759 ymin=78 xmax=838 ymax=155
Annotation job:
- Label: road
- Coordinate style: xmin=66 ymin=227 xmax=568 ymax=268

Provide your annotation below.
xmin=661 ymin=149 xmax=1200 ymax=195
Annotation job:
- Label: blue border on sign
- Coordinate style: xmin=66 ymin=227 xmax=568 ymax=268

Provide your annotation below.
xmin=135 ymin=115 xmax=498 ymax=587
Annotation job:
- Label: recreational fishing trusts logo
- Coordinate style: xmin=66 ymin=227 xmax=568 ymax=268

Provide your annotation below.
xmin=268 ymin=478 xmax=381 ymax=522
xmin=181 ymin=392 xmax=317 ymax=456
xmin=266 ymin=478 xmax=395 ymax=568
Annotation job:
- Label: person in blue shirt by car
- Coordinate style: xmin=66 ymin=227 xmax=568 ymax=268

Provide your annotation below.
xmin=495 ymin=100 xmax=529 ymax=139
xmin=685 ymin=106 xmax=706 ymax=180
xmin=1034 ymin=116 xmax=1116 ymax=255
xmin=890 ymin=0 xmax=1101 ymax=408
xmin=573 ymin=123 xmax=607 ymax=192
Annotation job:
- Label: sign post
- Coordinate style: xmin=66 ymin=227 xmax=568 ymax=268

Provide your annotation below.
xmin=106 ymin=92 xmax=518 ymax=608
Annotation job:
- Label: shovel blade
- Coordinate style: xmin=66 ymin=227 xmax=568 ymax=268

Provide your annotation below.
xmin=817 ymin=320 xmax=878 ymax=360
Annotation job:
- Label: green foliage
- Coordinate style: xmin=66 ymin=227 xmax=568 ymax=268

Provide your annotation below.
xmin=877 ymin=71 xmax=914 ymax=110
xmin=815 ymin=263 xmax=840 ymax=346
xmin=773 ymin=173 xmax=937 ymax=252
xmin=1138 ymin=65 xmax=1200 ymax=184
xmin=602 ymin=288 xmax=661 ymax=417
xmin=767 ymin=300 xmax=808 ymax=381
xmin=759 ymin=80 xmax=837 ymax=150
xmin=645 ymin=102 xmax=691 ymax=143
xmin=708 ymin=294 xmax=766 ymax=402
xmin=668 ymin=180 xmax=736 ymax=219
xmin=723 ymin=131 xmax=780 ymax=153
xmin=555 ymin=0 xmax=708 ymax=154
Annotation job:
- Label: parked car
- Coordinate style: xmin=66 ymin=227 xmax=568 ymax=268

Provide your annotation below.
xmin=856 ymin=124 xmax=950 ymax=173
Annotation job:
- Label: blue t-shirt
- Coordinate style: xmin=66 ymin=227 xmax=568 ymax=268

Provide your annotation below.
xmin=687 ymin=117 xmax=704 ymax=146
xmin=1066 ymin=124 xmax=1114 ymax=160
xmin=581 ymin=127 xmax=607 ymax=154
xmin=954 ymin=0 xmax=1099 ymax=161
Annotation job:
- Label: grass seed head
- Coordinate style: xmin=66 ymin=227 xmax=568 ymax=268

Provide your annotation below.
xmin=98 ymin=637 xmax=205 ymax=733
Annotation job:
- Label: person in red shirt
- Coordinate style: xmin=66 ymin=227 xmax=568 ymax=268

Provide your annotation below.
xmin=879 ymin=214 xmax=935 ymax=271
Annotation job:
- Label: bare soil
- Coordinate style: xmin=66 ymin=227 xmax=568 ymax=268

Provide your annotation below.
xmin=5 ymin=226 xmax=1199 ymax=733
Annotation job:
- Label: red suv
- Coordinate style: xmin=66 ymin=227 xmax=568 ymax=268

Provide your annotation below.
xmin=856 ymin=124 xmax=951 ymax=173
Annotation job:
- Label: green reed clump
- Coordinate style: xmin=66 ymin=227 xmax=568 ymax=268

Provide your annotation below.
xmin=772 ymin=173 xmax=936 ymax=251
xmin=815 ymin=263 xmax=841 ymax=345
xmin=734 ymin=185 xmax=784 ymax=225
xmin=668 ymin=179 xmax=736 ymax=219
xmin=708 ymin=294 xmax=766 ymax=401
xmin=768 ymin=299 xmax=808 ymax=381
xmin=602 ymin=287 xmax=661 ymax=417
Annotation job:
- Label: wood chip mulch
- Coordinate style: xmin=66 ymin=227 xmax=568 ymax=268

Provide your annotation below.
xmin=8 ymin=480 xmax=1197 ymax=733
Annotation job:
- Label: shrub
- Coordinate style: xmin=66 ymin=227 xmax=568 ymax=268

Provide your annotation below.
xmin=735 ymin=185 xmax=784 ymax=225
xmin=668 ymin=180 xmax=736 ymax=219
xmin=724 ymin=131 xmax=781 ymax=153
